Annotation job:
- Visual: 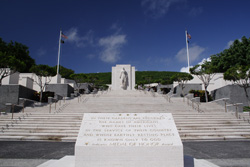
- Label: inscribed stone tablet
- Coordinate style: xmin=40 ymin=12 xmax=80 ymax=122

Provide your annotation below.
xmin=75 ymin=113 xmax=183 ymax=167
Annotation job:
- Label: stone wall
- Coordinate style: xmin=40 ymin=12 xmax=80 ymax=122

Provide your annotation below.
xmin=184 ymin=73 xmax=231 ymax=92
xmin=0 ymin=85 xmax=36 ymax=105
xmin=78 ymin=83 xmax=92 ymax=94
xmin=173 ymin=83 xmax=202 ymax=97
xmin=211 ymin=85 xmax=250 ymax=106
xmin=2 ymin=71 xmax=20 ymax=85
xmin=46 ymin=84 xmax=74 ymax=97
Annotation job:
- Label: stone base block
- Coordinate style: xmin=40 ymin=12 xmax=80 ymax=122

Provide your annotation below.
xmin=75 ymin=113 xmax=183 ymax=167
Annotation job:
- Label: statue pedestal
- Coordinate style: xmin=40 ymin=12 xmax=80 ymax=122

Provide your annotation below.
xmin=111 ymin=64 xmax=135 ymax=91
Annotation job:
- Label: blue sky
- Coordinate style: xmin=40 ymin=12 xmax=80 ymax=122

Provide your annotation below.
xmin=1 ymin=0 xmax=250 ymax=74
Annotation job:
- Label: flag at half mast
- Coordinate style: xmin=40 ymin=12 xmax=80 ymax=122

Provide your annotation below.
xmin=185 ymin=30 xmax=191 ymax=73
xmin=61 ymin=32 xmax=68 ymax=39
xmin=57 ymin=30 xmax=68 ymax=74
xmin=187 ymin=32 xmax=191 ymax=39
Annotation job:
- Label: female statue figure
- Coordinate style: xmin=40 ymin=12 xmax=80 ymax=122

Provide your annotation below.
xmin=120 ymin=68 xmax=128 ymax=90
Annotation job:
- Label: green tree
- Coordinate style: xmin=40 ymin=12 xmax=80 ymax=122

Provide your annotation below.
xmin=85 ymin=72 xmax=111 ymax=85
xmin=88 ymin=75 xmax=100 ymax=88
xmin=0 ymin=52 xmax=25 ymax=85
xmin=30 ymin=65 xmax=56 ymax=102
xmin=190 ymin=61 xmax=216 ymax=102
xmin=70 ymin=73 xmax=88 ymax=93
xmin=171 ymin=73 xmax=193 ymax=97
xmin=54 ymin=65 xmax=74 ymax=79
xmin=135 ymin=71 xmax=180 ymax=85
xmin=7 ymin=41 xmax=35 ymax=72
xmin=224 ymin=65 xmax=250 ymax=106
xmin=142 ymin=75 xmax=153 ymax=85
xmin=0 ymin=38 xmax=35 ymax=85
xmin=210 ymin=36 xmax=250 ymax=72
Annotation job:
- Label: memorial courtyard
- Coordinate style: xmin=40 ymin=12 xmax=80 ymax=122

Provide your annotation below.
xmin=0 ymin=90 xmax=250 ymax=166
xmin=1 ymin=0 xmax=250 ymax=166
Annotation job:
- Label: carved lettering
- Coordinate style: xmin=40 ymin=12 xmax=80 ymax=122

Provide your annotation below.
xmin=82 ymin=113 xmax=179 ymax=147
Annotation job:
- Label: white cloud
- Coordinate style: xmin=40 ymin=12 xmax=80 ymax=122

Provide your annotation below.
xmin=176 ymin=44 xmax=205 ymax=63
xmin=65 ymin=27 xmax=94 ymax=47
xmin=64 ymin=25 xmax=127 ymax=63
xmin=179 ymin=57 xmax=211 ymax=72
xmin=225 ymin=40 xmax=234 ymax=49
xmin=189 ymin=7 xmax=203 ymax=16
xmin=180 ymin=66 xmax=192 ymax=73
xmin=225 ymin=39 xmax=242 ymax=49
xmin=198 ymin=57 xmax=211 ymax=65
xmin=141 ymin=0 xmax=184 ymax=18
xmin=99 ymin=34 xmax=127 ymax=63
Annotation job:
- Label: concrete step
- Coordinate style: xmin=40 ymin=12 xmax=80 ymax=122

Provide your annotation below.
xmin=175 ymin=120 xmax=246 ymax=124
xmin=179 ymin=129 xmax=250 ymax=134
xmin=177 ymin=124 xmax=250 ymax=128
xmin=0 ymin=132 xmax=77 ymax=137
xmin=177 ymin=126 xmax=250 ymax=130
xmin=1 ymin=119 xmax=82 ymax=123
xmin=1 ymin=93 xmax=250 ymax=142
xmin=0 ymin=119 xmax=82 ymax=123
xmin=1 ymin=128 xmax=79 ymax=133
xmin=181 ymin=134 xmax=250 ymax=139
xmin=181 ymin=135 xmax=250 ymax=141
xmin=0 ymin=135 xmax=76 ymax=142
xmin=1 ymin=123 xmax=81 ymax=128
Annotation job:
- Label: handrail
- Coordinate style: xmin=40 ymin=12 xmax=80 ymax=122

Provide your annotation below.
xmin=19 ymin=98 xmax=39 ymax=113
xmin=19 ymin=98 xmax=37 ymax=103
xmin=185 ymin=94 xmax=250 ymax=122
xmin=150 ymin=90 xmax=156 ymax=97
xmin=184 ymin=94 xmax=204 ymax=113
xmin=165 ymin=92 xmax=173 ymax=103
xmin=211 ymin=98 xmax=243 ymax=113
xmin=4 ymin=103 xmax=16 ymax=119
xmin=210 ymin=98 xmax=230 ymax=103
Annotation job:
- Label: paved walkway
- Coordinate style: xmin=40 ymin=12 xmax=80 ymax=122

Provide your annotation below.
xmin=1 ymin=141 xmax=250 ymax=167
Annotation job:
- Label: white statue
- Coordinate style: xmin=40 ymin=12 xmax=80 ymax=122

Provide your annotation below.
xmin=120 ymin=68 xmax=128 ymax=90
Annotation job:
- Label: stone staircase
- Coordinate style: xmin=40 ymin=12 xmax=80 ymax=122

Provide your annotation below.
xmin=0 ymin=100 xmax=82 ymax=142
xmin=0 ymin=90 xmax=250 ymax=142
xmin=170 ymin=98 xmax=250 ymax=141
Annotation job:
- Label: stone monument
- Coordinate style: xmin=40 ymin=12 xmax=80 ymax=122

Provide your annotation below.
xmin=111 ymin=64 xmax=135 ymax=90
xmin=75 ymin=113 xmax=183 ymax=167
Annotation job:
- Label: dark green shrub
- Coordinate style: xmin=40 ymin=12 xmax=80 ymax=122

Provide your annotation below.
xmin=97 ymin=84 xmax=109 ymax=91
xmin=243 ymin=106 xmax=250 ymax=112
xmin=189 ymin=90 xmax=213 ymax=102
xmin=34 ymin=91 xmax=54 ymax=102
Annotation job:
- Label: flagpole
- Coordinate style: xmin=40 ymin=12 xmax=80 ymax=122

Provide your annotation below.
xmin=57 ymin=29 xmax=62 ymax=75
xmin=185 ymin=30 xmax=190 ymax=73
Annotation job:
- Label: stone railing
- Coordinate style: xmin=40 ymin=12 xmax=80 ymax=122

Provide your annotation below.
xmin=211 ymin=98 xmax=243 ymax=113
xmin=150 ymin=89 xmax=156 ymax=97
xmin=48 ymin=96 xmax=66 ymax=113
xmin=165 ymin=91 xmax=173 ymax=103
xmin=185 ymin=94 xmax=203 ymax=113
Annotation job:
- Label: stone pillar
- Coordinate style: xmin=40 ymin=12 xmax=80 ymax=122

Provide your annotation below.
xmin=111 ymin=64 xmax=135 ymax=91
xmin=51 ymin=74 xmax=62 ymax=84
xmin=20 ymin=77 xmax=34 ymax=89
